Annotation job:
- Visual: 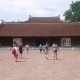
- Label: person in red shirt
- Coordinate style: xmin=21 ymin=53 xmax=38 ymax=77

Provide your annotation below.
xmin=19 ymin=42 xmax=23 ymax=59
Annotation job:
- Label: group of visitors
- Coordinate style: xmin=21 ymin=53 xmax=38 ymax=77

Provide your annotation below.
xmin=12 ymin=42 xmax=58 ymax=62
xmin=39 ymin=42 xmax=58 ymax=60
xmin=12 ymin=42 xmax=30 ymax=62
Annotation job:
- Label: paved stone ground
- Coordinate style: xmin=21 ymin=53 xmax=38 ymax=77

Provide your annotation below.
xmin=0 ymin=49 xmax=80 ymax=80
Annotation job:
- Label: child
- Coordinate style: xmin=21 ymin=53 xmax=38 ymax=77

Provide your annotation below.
xmin=25 ymin=43 xmax=29 ymax=53
xmin=39 ymin=44 xmax=42 ymax=53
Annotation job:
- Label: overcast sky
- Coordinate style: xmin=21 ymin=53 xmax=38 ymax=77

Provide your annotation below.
xmin=0 ymin=0 xmax=78 ymax=23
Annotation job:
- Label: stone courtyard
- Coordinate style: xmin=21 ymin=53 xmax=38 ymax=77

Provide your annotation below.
xmin=0 ymin=49 xmax=80 ymax=80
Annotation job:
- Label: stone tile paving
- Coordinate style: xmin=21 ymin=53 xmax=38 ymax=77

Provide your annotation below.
xmin=0 ymin=49 xmax=80 ymax=80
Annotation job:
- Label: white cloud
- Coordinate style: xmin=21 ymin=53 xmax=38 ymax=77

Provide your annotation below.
xmin=34 ymin=10 xmax=48 ymax=15
xmin=0 ymin=0 xmax=78 ymax=22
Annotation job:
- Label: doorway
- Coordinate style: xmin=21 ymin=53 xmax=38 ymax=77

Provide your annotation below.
xmin=36 ymin=38 xmax=47 ymax=46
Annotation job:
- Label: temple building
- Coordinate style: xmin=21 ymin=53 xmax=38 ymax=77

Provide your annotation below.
xmin=0 ymin=15 xmax=80 ymax=47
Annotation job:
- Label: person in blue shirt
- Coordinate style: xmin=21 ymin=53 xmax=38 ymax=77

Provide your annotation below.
xmin=39 ymin=44 xmax=42 ymax=53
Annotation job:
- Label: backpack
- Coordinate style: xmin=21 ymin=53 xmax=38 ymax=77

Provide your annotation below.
xmin=12 ymin=48 xmax=16 ymax=54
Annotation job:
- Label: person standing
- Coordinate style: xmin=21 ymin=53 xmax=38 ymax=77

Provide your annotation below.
xmin=19 ymin=42 xmax=23 ymax=59
xmin=44 ymin=43 xmax=49 ymax=60
xmin=39 ymin=44 xmax=42 ymax=53
xmin=25 ymin=43 xmax=29 ymax=53
xmin=52 ymin=42 xmax=58 ymax=60
xmin=42 ymin=45 xmax=45 ymax=53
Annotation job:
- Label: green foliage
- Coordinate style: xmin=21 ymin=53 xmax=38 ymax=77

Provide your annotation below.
xmin=63 ymin=1 xmax=80 ymax=22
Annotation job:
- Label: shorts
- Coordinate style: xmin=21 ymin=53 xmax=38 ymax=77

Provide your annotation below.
xmin=45 ymin=50 xmax=48 ymax=52
xmin=53 ymin=50 xmax=57 ymax=52
xmin=19 ymin=50 xmax=22 ymax=54
xmin=40 ymin=49 xmax=42 ymax=52
xmin=26 ymin=48 xmax=29 ymax=50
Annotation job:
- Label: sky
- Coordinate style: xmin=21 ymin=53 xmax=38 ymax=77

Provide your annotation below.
xmin=0 ymin=0 xmax=78 ymax=23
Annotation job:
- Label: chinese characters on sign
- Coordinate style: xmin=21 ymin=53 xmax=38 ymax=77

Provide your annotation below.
xmin=61 ymin=38 xmax=71 ymax=46
xmin=13 ymin=38 xmax=22 ymax=46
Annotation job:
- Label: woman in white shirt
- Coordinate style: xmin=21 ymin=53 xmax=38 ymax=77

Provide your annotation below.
xmin=52 ymin=42 xmax=58 ymax=60
xmin=12 ymin=45 xmax=19 ymax=62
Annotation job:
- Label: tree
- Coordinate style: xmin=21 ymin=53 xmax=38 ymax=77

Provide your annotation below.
xmin=63 ymin=1 xmax=80 ymax=22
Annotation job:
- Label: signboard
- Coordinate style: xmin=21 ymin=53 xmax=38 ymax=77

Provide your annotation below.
xmin=13 ymin=38 xmax=22 ymax=46
xmin=61 ymin=38 xmax=71 ymax=46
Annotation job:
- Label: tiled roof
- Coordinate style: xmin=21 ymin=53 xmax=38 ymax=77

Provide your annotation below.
xmin=0 ymin=22 xmax=80 ymax=37
xmin=26 ymin=16 xmax=62 ymax=23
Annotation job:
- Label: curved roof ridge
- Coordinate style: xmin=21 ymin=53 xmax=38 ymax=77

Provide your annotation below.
xmin=29 ymin=15 xmax=60 ymax=18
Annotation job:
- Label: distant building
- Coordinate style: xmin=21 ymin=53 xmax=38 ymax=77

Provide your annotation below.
xmin=0 ymin=15 xmax=80 ymax=47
